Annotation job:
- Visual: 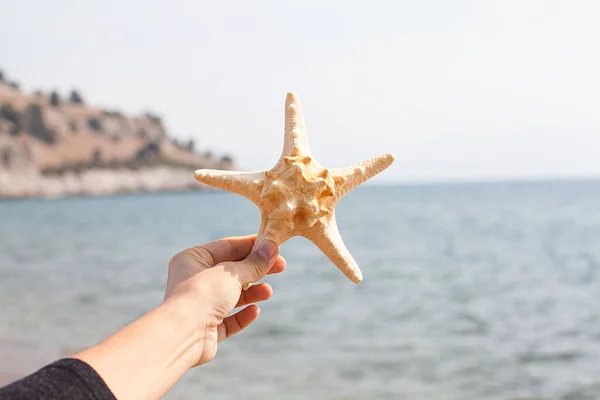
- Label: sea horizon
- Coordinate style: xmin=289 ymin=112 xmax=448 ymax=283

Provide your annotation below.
xmin=2 ymin=174 xmax=600 ymax=203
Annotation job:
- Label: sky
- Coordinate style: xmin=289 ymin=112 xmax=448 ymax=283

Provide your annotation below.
xmin=1 ymin=0 xmax=599 ymax=183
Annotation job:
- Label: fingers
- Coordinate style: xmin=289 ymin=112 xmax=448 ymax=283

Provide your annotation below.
xmin=182 ymin=236 xmax=287 ymax=273
xmin=267 ymin=255 xmax=286 ymax=275
xmin=223 ymin=240 xmax=279 ymax=286
xmin=191 ymin=235 xmax=258 ymax=266
xmin=235 ymin=283 xmax=273 ymax=308
xmin=217 ymin=305 xmax=260 ymax=342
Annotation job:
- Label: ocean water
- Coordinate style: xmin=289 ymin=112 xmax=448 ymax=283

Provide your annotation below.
xmin=1 ymin=181 xmax=600 ymax=399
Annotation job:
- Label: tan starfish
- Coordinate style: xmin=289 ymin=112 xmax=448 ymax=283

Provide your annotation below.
xmin=193 ymin=92 xmax=395 ymax=283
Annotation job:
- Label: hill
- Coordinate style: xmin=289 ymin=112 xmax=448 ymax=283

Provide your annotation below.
xmin=0 ymin=70 xmax=233 ymax=198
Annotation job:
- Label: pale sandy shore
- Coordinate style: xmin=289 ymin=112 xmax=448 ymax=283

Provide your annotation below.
xmin=0 ymin=167 xmax=210 ymax=199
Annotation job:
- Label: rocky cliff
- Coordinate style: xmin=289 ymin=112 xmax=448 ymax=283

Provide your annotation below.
xmin=0 ymin=70 xmax=233 ymax=198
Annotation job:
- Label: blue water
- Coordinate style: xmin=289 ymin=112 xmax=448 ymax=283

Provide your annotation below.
xmin=2 ymin=181 xmax=600 ymax=399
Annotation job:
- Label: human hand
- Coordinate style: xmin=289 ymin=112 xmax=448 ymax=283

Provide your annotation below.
xmin=164 ymin=235 xmax=285 ymax=366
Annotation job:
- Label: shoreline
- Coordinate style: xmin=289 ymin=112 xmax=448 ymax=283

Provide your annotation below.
xmin=0 ymin=167 xmax=212 ymax=200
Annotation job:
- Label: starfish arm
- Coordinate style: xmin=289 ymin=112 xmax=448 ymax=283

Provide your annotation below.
xmin=305 ymin=216 xmax=363 ymax=283
xmin=193 ymin=169 xmax=264 ymax=203
xmin=331 ymin=153 xmax=395 ymax=200
xmin=279 ymin=92 xmax=312 ymax=161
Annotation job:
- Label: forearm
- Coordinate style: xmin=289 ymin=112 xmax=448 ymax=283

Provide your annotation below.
xmin=74 ymin=296 xmax=203 ymax=400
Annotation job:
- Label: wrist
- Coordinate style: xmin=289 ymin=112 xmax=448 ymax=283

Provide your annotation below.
xmin=74 ymin=294 xmax=208 ymax=399
xmin=160 ymin=294 xmax=207 ymax=369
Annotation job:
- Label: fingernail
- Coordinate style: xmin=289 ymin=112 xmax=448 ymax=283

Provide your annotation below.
xmin=257 ymin=240 xmax=278 ymax=261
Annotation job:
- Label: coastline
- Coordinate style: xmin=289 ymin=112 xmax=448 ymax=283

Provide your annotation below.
xmin=0 ymin=167 xmax=209 ymax=200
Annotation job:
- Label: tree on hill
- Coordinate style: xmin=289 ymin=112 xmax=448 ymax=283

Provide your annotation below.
xmin=145 ymin=112 xmax=162 ymax=125
xmin=135 ymin=141 xmax=160 ymax=164
xmin=103 ymin=109 xmax=124 ymax=118
xmin=50 ymin=91 xmax=61 ymax=107
xmin=0 ymin=104 xmax=21 ymax=134
xmin=0 ymin=70 xmax=4 ymax=82
xmin=69 ymin=90 xmax=84 ymax=104
xmin=91 ymin=148 xmax=103 ymax=166
xmin=219 ymin=154 xmax=234 ymax=170
xmin=87 ymin=118 xmax=102 ymax=132
xmin=185 ymin=139 xmax=195 ymax=152
xmin=8 ymin=81 xmax=20 ymax=91
xmin=22 ymin=103 xmax=56 ymax=144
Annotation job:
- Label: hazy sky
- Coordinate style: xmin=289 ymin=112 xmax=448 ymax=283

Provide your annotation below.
xmin=1 ymin=0 xmax=599 ymax=182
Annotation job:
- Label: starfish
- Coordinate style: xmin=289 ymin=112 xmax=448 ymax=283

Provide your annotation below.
xmin=193 ymin=92 xmax=395 ymax=283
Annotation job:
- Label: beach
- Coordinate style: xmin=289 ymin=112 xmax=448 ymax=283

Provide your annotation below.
xmin=0 ymin=167 xmax=209 ymax=199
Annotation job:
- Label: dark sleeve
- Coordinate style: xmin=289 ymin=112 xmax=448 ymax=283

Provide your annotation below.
xmin=0 ymin=358 xmax=116 ymax=400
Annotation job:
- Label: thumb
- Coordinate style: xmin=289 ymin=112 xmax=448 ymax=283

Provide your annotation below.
xmin=231 ymin=239 xmax=279 ymax=285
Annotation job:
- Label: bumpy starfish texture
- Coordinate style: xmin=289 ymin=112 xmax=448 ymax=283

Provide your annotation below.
xmin=194 ymin=93 xmax=395 ymax=283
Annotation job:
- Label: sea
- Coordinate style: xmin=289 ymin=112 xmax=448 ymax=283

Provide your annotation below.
xmin=1 ymin=181 xmax=600 ymax=400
